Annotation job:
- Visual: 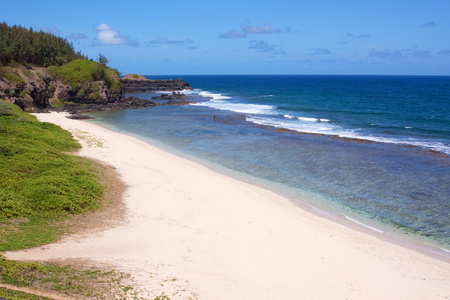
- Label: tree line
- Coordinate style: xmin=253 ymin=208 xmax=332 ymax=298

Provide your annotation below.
xmin=0 ymin=22 xmax=87 ymax=67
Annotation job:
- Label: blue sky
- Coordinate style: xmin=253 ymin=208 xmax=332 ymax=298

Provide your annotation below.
xmin=2 ymin=0 xmax=450 ymax=75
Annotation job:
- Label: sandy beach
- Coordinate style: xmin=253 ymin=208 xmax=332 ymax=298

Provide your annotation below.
xmin=4 ymin=112 xmax=450 ymax=299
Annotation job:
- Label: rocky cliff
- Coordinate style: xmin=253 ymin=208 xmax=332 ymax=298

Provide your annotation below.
xmin=0 ymin=62 xmax=124 ymax=112
xmin=0 ymin=66 xmax=195 ymax=113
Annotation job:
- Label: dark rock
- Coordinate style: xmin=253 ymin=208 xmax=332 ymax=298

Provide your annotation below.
xmin=122 ymin=77 xmax=192 ymax=93
xmin=0 ymin=67 xmax=125 ymax=112
xmin=59 ymin=96 xmax=158 ymax=115
xmin=152 ymin=92 xmax=187 ymax=100
xmin=163 ymin=99 xmax=197 ymax=106
xmin=66 ymin=114 xmax=93 ymax=119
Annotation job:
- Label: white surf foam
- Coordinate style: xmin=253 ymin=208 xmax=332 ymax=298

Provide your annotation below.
xmin=283 ymin=114 xmax=331 ymax=123
xmin=247 ymin=116 xmax=345 ymax=136
xmin=193 ymin=90 xmax=450 ymax=155
xmin=198 ymin=91 xmax=232 ymax=101
xmin=345 ymin=216 xmax=384 ymax=233
xmin=194 ymin=91 xmax=277 ymax=115
xmin=298 ymin=116 xmax=320 ymax=122
xmin=246 ymin=116 xmax=450 ymax=154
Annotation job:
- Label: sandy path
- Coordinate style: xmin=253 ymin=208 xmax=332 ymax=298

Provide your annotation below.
xmin=4 ymin=112 xmax=450 ymax=299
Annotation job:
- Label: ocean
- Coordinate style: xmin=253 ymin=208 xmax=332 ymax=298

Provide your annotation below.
xmin=88 ymin=75 xmax=450 ymax=255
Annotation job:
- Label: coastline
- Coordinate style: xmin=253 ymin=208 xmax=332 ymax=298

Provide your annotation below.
xmin=4 ymin=112 xmax=450 ymax=299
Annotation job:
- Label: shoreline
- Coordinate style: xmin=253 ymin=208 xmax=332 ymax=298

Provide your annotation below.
xmin=4 ymin=112 xmax=450 ymax=299
xmin=102 ymin=118 xmax=450 ymax=262
xmin=217 ymin=168 xmax=450 ymax=263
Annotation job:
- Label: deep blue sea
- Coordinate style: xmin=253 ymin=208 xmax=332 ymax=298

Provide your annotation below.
xmin=89 ymin=75 xmax=450 ymax=255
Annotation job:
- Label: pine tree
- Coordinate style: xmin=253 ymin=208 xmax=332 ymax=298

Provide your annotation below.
xmin=0 ymin=22 xmax=87 ymax=67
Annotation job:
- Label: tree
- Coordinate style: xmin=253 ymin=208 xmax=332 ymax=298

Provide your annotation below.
xmin=0 ymin=22 xmax=87 ymax=67
xmin=97 ymin=53 xmax=109 ymax=66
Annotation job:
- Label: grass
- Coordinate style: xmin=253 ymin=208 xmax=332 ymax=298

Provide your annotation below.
xmin=0 ymin=287 xmax=52 ymax=299
xmin=71 ymin=128 xmax=107 ymax=148
xmin=0 ymin=99 xmax=105 ymax=250
xmin=0 ymin=217 xmax=62 ymax=252
xmin=0 ymin=100 xmax=103 ymax=230
xmin=50 ymin=98 xmax=65 ymax=109
xmin=0 ymin=255 xmax=142 ymax=299
xmin=0 ymin=67 xmax=26 ymax=84
xmin=47 ymin=59 xmax=121 ymax=94
xmin=0 ymin=100 xmax=164 ymax=299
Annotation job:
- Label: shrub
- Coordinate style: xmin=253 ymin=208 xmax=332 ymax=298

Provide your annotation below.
xmin=0 ymin=67 xmax=25 ymax=84
xmin=19 ymin=89 xmax=30 ymax=97
xmin=50 ymin=98 xmax=65 ymax=108
xmin=22 ymin=68 xmax=33 ymax=78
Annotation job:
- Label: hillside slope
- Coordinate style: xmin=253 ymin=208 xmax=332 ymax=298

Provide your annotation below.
xmin=0 ymin=59 xmax=124 ymax=112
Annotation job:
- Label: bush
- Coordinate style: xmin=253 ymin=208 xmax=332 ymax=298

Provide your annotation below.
xmin=0 ymin=67 xmax=25 ymax=84
xmin=50 ymin=98 xmax=65 ymax=109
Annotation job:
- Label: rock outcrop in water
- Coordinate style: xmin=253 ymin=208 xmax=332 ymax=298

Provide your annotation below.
xmin=121 ymin=74 xmax=192 ymax=93
xmin=151 ymin=92 xmax=187 ymax=100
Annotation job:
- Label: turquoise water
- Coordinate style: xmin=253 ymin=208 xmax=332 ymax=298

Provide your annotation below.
xmin=91 ymin=75 xmax=450 ymax=253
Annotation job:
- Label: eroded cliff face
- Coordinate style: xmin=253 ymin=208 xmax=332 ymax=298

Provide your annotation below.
xmin=0 ymin=65 xmax=124 ymax=112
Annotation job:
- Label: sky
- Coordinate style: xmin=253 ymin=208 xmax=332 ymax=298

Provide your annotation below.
xmin=2 ymin=0 xmax=450 ymax=75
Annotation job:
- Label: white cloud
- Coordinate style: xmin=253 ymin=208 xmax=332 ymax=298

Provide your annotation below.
xmin=368 ymin=48 xmax=405 ymax=59
xmin=249 ymin=40 xmax=284 ymax=54
xmin=219 ymin=29 xmax=247 ymax=39
xmin=347 ymin=33 xmax=371 ymax=38
xmin=313 ymin=48 xmax=331 ymax=55
xmin=220 ymin=21 xmax=291 ymax=40
xmin=420 ymin=21 xmax=436 ymax=28
xmin=148 ymin=36 xmax=194 ymax=45
xmin=70 ymin=33 xmax=87 ymax=40
xmin=438 ymin=49 xmax=450 ymax=56
xmin=413 ymin=49 xmax=430 ymax=58
xmin=41 ymin=26 xmax=60 ymax=35
xmin=95 ymin=23 xmax=137 ymax=46
xmin=243 ymin=22 xmax=281 ymax=34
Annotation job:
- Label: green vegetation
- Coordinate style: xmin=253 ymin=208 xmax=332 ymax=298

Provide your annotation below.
xmin=97 ymin=53 xmax=109 ymax=66
xmin=0 ymin=66 xmax=26 ymax=84
xmin=0 ymin=100 xmax=144 ymax=298
xmin=47 ymin=59 xmax=120 ymax=94
xmin=50 ymin=98 xmax=65 ymax=109
xmin=1 ymin=23 xmax=122 ymax=110
xmin=0 ymin=100 xmax=103 ymax=250
xmin=0 ymin=22 xmax=86 ymax=67
xmin=0 ymin=286 xmax=52 ymax=299
xmin=0 ymin=217 xmax=62 ymax=251
xmin=0 ymin=255 xmax=141 ymax=299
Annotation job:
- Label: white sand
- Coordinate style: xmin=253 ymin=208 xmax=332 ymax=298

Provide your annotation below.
xmin=4 ymin=112 xmax=450 ymax=299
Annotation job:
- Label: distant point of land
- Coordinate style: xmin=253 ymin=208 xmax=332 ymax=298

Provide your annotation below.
xmin=122 ymin=74 xmax=148 ymax=81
